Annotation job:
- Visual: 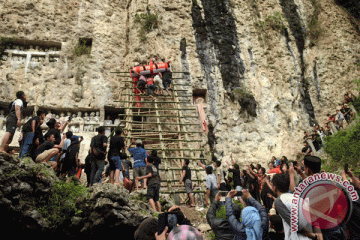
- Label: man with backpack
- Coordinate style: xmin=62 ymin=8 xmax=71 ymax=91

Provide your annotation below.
xmin=89 ymin=126 xmax=108 ymax=186
xmin=19 ymin=109 xmax=45 ymax=158
xmin=0 ymin=91 xmax=27 ymax=153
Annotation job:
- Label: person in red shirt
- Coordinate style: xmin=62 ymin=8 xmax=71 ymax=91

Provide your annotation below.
xmin=146 ymin=75 xmax=156 ymax=100
xmin=268 ymin=162 xmax=281 ymax=174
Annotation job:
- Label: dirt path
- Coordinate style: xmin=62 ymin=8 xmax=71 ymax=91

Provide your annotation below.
xmin=179 ymin=205 xmax=212 ymax=239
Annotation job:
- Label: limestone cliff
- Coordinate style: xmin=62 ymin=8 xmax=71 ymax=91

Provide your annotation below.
xmin=0 ymin=0 xmax=359 ymax=166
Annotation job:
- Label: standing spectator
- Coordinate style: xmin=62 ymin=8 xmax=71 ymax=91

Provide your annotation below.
xmin=62 ymin=136 xmax=82 ymax=177
xmin=340 ymin=104 xmax=352 ymax=123
xmin=127 ymin=139 xmax=148 ymax=190
xmin=108 ymin=128 xmax=125 ymax=185
xmin=215 ymin=160 xmax=227 ymax=191
xmin=247 ymin=165 xmax=260 ymax=201
xmin=148 ymin=150 xmax=161 ymax=172
xmin=269 ymin=215 xmax=285 ymax=240
xmin=205 ymin=166 xmax=218 ymax=206
xmin=272 ymin=173 xmax=316 ymax=240
xmin=89 ymin=126 xmax=108 ymax=186
xmin=206 ymin=191 xmax=241 ymax=240
xmin=19 ymin=110 xmax=45 ymax=158
xmin=301 ymin=142 xmax=313 ymax=156
xmin=179 ymin=159 xmax=195 ymax=207
xmin=311 ymin=131 xmax=321 ymax=151
xmin=59 ymin=131 xmax=73 ymax=165
xmin=226 ymin=154 xmax=242 ymax=190
xmin=226 ymin=189 xmax=269 ymax=240
xmin=121 ymin=153 xmax=132 ymax=178
xmin=0 ymin=91 xmax=26 ymax=153
xmin=135 ymin=157 xmax=161 ymax=212
xmin=336 ymin=109 xmax=345 ymax=130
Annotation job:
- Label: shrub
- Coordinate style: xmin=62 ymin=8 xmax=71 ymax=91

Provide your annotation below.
xmin=73 ymin=39 xmax=90 ymax=56
xmin=308 ymin=0 xmax=322 ymax=45
xmin=37 ymin=178 xmax=89 ymax=228
xmin=134 ymin=12 xmax=159 ymax=42
xmin=259 ymin=12 xmax=285 ymax=32
xmin=323 ymin=120 xmax=360 ymax=172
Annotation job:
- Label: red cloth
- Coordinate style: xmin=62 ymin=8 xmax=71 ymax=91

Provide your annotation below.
xmin=147 ymin=78 xmax=154 ymax=85
xmin=269 ymin=168 xmax=282 ymax=174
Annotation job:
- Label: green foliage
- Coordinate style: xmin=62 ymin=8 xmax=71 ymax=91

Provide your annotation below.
xmin=259 ymin=12 xmax=285 ymax=32
xmin=134 ymin=12 xmax=159 ymax=42
xmin=323 ymin=120 xmax=360 ymax=171
xmin=73 ymin=39 xmax=90 ymax=57
xmin=215 ymin=199 xmax=243 ymax=220
xmin=208 ymin=231 xmax=216 ymax=240
xmin=37 ymin=179 xmax=89 ymax=228
xmin=308 ymin=0 xmax=322 ymax=45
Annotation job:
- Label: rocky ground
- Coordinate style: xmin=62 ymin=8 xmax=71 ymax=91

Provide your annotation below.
xmin=0 ymin=153 xmax=212 ymax=239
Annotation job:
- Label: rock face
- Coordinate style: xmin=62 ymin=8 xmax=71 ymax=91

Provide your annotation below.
xmin=0 ymin=154 xmax=155 ymax=238
xmin=0 ymin=0 xmax=360 ymax=165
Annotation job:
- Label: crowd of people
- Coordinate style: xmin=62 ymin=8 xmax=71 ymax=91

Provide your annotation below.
xmin=301 ymin=91 xmax=357 ymax=156
xmin=2 ymin=91 xmax=360 ymax=240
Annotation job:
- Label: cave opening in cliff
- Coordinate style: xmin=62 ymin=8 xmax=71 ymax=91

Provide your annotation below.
xmin=78 ymin=38 xmax=92 ymax=54
xmin=0 ymin=38 xmax=61 ymax=52
xmin=193 ymin=89 xmax=206 ymax=104
xmin=104 ymin=106 xmax=125 ymax=126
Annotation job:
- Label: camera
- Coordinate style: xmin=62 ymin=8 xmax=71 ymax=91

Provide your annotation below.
xmin=158 ymin=210 xmax=186 ymax=234
xmin=235 ymin=191 xmax=243 ymax=197
xmin=344 ymin=163 xmax=349 ymax=174
xmin=220 ymin=191 xmax=228 ymax=197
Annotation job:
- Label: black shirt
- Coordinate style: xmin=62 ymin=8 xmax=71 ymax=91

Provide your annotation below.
xmin=108 ymin=135 xmax=124 ymax=157
xmin=182 ymin=166 xmax=191 ymax=181
xmin=162 ymin=71 xmax=172 ymax=80
xmin=34 ymin=141 xmax=54 ymax=157
xmin=90 ymin=134 xmax=108 ymax=160
xmin=22 ymin=116 xmax=41 ymax=133
xmin=229 ymin=169 xmax=241 ymax=187
xmin=146 ymin=163 xmax=160 ymax=186
xmin=67 ymin=142 xmax=80 ymax=166
xmin=45 ymin=128 xmax=61 ymax=145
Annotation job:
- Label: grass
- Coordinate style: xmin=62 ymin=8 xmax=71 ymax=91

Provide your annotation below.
xmin=308 ymin=0 xmax=322 ymax=46
xmin=259 ymin=11 xmax=285 ymax=32
xmin=36 ymin=178 xmax=89 ymax=228
xmin=73 ymin=39 xmax=91 ymax=57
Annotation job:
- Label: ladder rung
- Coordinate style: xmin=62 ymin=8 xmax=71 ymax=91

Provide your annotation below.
xmin=121 ymin=107 xmax=196 ymax=110
xmin=122 ymin=129 xmax=203 ymax=133
xmin=160 ymin=190 xmax=205 ymax=194
xmin=128 ymin=122 xmax=199 ymax=125
xmin=161 ymin=179 xmax=204 ymax=182
xmin=118 ymin=114 xmax=198 ymax=118
xmin=124 ymin=137 xmax=202 ymax=142
xmin=159 ymin=168 xmax=205 ymax=171
xmin=162 ymin=157 xmax=206 ymax=160
xmin=114 ymin=101 xmax=190 ymax=103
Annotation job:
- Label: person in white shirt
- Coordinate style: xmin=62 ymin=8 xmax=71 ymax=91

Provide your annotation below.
xmin=0 ymin=91 xmax=26 ymax=153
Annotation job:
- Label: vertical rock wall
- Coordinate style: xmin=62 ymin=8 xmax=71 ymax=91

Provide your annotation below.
xmin=0 ymin=0 xmax=359 ymax=165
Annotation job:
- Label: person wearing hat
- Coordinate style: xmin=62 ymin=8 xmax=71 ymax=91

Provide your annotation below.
xmin=127 ymin=138 xmax=148 ymax=190
xmin=0 ymin=91 xmax=27 ymax=153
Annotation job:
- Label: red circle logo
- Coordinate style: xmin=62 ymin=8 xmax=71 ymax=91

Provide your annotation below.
xmin=301 ymin=182 xmax=348 ymax=229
